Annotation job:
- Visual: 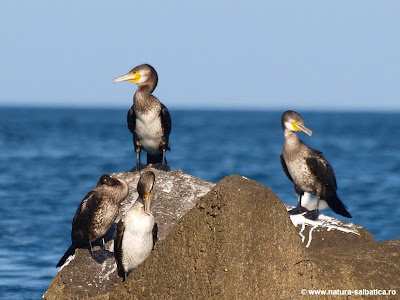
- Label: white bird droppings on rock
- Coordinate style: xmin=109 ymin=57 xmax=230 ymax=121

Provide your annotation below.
xmin=289 ymin=212 xmax=362 ymax=248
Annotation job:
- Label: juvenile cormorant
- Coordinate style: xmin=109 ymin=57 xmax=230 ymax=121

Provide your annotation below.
xmin=56 ymin=174 xmax=129 ymax=267
xmin=114 ymin=64 xmax=171 ymax=171
xmin=114 ymin=171 xmax=157 ymax=281
xmin=280 ymin=110 xmax=351 ymax=220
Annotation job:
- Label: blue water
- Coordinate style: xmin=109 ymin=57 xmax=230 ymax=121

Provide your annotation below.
xmin=0 ymin=107 xmax=399 ymax=299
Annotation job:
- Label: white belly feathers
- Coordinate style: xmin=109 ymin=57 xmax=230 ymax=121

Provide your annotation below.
xmin=121 ymin=209 xmax=154 ymax=270
xmin=135 ymin=108 xmax=163 ymax=154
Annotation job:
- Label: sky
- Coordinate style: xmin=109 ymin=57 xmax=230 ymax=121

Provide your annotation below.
xmin=0 ymin=1 xmax=399 ymax=111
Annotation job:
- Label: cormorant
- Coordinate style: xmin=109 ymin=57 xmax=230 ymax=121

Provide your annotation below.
xmin=114 ymin=171 xmax=157 ymax=281
xmin=56 ymin=174 xmax=129 ymax=267
xmin=114 ymin=64 xmax=171 ymax=171
xmin=280 ymin=110 xmax=351 ymax=220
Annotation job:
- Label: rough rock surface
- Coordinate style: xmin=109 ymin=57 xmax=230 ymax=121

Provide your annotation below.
xmin=112 ymin=169 xmax=214 ymax=241
xmin=44 ymin=168 xmax=214 ymax=299
xmin=44 ymin=173 xmax=399 ymax=299
xmin=288 ymin=209 xmax=374 ymax=250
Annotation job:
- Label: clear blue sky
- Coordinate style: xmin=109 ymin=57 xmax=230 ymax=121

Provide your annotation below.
xmin=1 ymin=1 xmax=399 ymax=111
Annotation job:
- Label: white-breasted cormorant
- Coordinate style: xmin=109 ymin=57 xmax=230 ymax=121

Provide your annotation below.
xmin=114 ymin=64 xmax=171 ymax=171
xmin=56 ymin=174 xmax=129 ymax=267
xmin=280 ymin=110 xmax=351 ymax=220
xmin=114 ymin=171 xmax=157 ymax=281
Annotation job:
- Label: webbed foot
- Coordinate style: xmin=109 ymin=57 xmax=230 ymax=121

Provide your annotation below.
xmin=149 ymin=163 xmax=170 ymax=171
xmin=304 ymin=209 xmax=319 ymax=221
xmin=288 ymin=206 xmax=309 ymax=215
xmin=92 ymin=249 xmax=114 ymax=264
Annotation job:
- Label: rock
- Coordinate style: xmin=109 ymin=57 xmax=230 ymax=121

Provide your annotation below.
xmin=112 ymin=169 xmax=215 ymax=241
xmin=44 ymin=168 xmax=214 ymax=300
xmin=285 ymin=193 xmax=374 ymax=250
xmin=44 ymin=173 xmax=399 ymax=299
xmin=288 ymin=209 xmax=374 ymax=250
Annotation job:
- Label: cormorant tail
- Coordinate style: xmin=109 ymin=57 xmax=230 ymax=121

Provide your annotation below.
xmin=56 ymin=244 xmax=76 ymax=268
xmin=324 ymin=190 xmax=352 ymax=218
xmin=146 ymin=153 xmax=164 ymax=165
xmin=116 ymin=260 xmax=126 ymax=280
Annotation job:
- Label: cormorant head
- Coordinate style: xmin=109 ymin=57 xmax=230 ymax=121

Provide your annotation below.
xmin=137 ymin=171 xmax=156 ymax=215
xmin=96 ymin=175 xmax=129 ymax=203
xmin=113 ymin=64 xmax=158 ymax=88
xmin=97 ymin=174 xmax=121 ymax=187
xmin=281 ymin=110 xmax=312 ymax=136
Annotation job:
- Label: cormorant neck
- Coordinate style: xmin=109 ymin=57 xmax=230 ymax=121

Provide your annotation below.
xmin=137 ymin=197 xmax=145 ymax=207
xmin=284 ymin=129 xmax=301 ymax=146
xmin=137 ymin=82 xmax=156 ymax=95
xmin=137 ymin=197 xmax=151 ymax=215
xmin=133 ymin=91 xmax=159 ymax=113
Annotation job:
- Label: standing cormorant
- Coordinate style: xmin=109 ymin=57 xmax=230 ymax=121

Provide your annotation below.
xmin=114 ymin=64 xmax=171 ymax=171
xmin=56 ymin=174 xmax=129 ymax=267
xmin=114 ymin=171 xmax=157 ymax=281
xmin=280 ymin=110 xmax=351 ymax=220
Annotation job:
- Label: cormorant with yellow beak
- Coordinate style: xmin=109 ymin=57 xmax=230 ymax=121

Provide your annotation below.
xmin=280 ymin=110 xmax=351 ymax=220
xmin=114 ymin=64 xmax=171 ymax=171
xmin=114 ymin=171 xmax=157 ymax=281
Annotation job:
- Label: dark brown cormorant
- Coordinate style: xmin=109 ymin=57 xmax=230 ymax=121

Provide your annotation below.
xmin=56 ymin=174 xmax=129 ymax=267
xmin=114 ymin=171 xmax=157 ymax=281
xmin=114 ymin=64 xmax=171 ymax=171
xmin=280 ymin=110 xmax=351 ymax=220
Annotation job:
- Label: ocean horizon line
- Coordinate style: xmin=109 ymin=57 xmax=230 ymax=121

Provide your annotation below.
xmin=0 ymin=103 xmax=399 ymax=114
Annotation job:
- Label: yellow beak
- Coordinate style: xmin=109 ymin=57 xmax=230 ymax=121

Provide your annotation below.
xmin=114 ymin=72 xmax=141 ymax=84
xmin=143 ymin=192 xmax=152 ymax=215
xmin=293 ymin=121 xmax=312 ymax=136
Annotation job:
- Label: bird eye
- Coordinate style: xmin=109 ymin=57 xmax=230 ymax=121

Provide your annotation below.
xmin=100 ymin=175 xmax=110 ymax=184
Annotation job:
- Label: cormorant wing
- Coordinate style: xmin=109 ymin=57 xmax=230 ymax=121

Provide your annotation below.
xmin=72 ymin=191 xmax=97 ymax=232
xmin=160 ymin=103 xmax=171 ymax=139
xmin=280 ymin=154 xmax=294 ymax=183
xmin=127 ymin=106 xmax=136 ymax=135
xmin=114 ymin=220 xmax=125 ymax=279
xmin=71 ymin=190 xmax=106 ymax=237
xmin=152 ymin=222 xmax=158 ymax=250
xmin=306 ymin=149 xmax=338 ymax=190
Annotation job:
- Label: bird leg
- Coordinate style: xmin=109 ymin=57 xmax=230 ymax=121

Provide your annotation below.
xmin=159 ymin=149 xmax=170 ymax=171
xmin=162 ymin=149 xmax=167 ymax=165
xmin=288 ymin=194 xmax=309 ymax=215
xmin=132 ymin=149 xmax=146 ymax=171
xmin=304 ymin=198 xmax=320 ymax=220
xmin=100 ymin=238 xmax=105 ymax=250
xmin=89 ymin=241 xmax=94 ymax=256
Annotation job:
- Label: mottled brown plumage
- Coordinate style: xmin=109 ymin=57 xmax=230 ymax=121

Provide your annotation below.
xmin=280 ymin=110 xmax=351 ymax=220
xmin=56 ymin=174 xmax=128 ymax=267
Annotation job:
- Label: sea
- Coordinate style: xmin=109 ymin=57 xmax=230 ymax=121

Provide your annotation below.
xmin=0 ymin=107 xmax=399 ymax=299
